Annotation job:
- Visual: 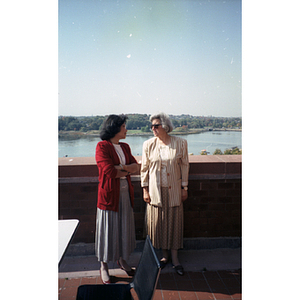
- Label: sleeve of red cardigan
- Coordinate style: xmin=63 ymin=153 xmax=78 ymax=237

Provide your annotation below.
xmin=95 ymin=142 xmax=118 ymax=179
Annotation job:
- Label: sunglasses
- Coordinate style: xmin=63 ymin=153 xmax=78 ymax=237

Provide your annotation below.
xmin=151 ymin=124 xmax=162 ymax=129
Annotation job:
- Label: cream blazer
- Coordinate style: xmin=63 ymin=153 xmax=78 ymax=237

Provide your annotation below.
xmin=140 ymin=135 xmax=189 ymax=207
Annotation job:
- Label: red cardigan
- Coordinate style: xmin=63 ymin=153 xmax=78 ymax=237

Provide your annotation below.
xmin=95 ymin=140 xmax=137 ymax=212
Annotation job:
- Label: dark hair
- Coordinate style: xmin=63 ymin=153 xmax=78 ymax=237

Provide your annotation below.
xmin=100 ymin=114 xmax=128 ymax=140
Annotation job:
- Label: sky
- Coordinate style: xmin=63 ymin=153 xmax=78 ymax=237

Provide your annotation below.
xmin=58 ymin=0 xmax=241 ymax=117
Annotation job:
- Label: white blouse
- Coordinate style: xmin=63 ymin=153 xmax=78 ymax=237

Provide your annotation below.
xmin=113 ymin=144 xmax=126 ymax=179
xmin=159 ymin=144 xmax=169 ymax=187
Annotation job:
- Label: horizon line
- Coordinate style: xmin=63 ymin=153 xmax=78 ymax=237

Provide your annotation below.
xmin=58 ymin=114 xmax=242 ymax=118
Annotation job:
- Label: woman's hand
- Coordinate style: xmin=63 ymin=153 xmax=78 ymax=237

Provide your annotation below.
xmin=143 ymin=187 xmax=151 ymax=203
xmin=181 ymin=189 xmax=188 ymax=202
xmin=115 ymin=163 xmax=139 ymax=178
xmin=114 ymin=164 xmax=130 ymax=178
xmin=123 ymin=163 xmax=139 ymax=175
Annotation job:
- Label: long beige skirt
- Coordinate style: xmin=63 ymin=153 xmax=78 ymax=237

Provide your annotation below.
xmin=145 ymin=187 xmax=183 ymax=250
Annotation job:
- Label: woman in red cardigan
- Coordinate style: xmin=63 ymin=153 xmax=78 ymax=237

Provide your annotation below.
xmin=95 ymin=114 xmax=139 ymax=284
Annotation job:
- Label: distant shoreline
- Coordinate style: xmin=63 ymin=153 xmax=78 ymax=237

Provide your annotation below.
xmin=59 ymin=128 xmax=241 ymax=138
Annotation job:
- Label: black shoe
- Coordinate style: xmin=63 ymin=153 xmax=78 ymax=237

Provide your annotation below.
xmin=173 ymin=264 xmax=184 ymax=276
xmin=160 ymin=258 xmax=169 ymax=269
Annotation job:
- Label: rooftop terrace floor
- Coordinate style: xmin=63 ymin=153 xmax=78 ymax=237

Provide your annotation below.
xmin=59 ymin=248 xmax=241 ymax=300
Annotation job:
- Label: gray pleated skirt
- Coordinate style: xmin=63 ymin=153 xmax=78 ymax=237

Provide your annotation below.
xmin=95 ymin=179 xmax=136 ymax=263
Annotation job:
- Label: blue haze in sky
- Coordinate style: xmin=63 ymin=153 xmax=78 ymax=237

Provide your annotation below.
xmin=59 ymin=0 xmax=241 ymax=117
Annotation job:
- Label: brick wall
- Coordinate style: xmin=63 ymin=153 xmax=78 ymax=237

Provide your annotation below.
xmin=59 ymin=181 xmax=98 ymax=243
xmin=59 ymin=155 xmax=241 ymax=244
xmin=184 ymin=179 xmax=241 ymax=238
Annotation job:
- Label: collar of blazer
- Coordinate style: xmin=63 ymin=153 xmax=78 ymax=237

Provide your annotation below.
xmin=152 ymin=136 xmax=178 ymax=164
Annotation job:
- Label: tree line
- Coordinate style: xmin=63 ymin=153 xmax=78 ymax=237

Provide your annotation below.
xmin=58 ymin=114 xmax=242 ymax=132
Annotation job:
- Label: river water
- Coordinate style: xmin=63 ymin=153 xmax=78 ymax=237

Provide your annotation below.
xmin=58 ymin=131 xmax=242 ymax=158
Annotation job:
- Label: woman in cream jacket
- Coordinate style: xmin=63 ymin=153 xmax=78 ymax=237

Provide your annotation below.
xmin=141 ymin=112 xmax=189 ymax=276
